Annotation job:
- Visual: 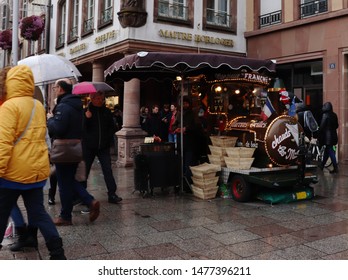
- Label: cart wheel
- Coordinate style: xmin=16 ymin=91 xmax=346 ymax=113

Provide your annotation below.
xmin=230 ymin=175 xmax=251 ymax=202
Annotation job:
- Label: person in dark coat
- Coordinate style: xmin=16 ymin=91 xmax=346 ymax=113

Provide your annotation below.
xmin=159 ymin=104 xmax=170 ymax=142
xmin=146 ymin=104 xmax=162 ymax=138
xmin=296 ymin=103 xmax=313 ymax=139
xmin=83 ymin=91 xmax=122 ymax=204
xmin=176 ymin=97 xmax=201 ymax=190
xmin=318 ymin=102 xmax=339 ymax=173
xmin=47 ymin=78 xmax=100 ymax=225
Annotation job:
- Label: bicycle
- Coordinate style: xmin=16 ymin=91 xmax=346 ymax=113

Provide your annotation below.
xmin=306 ymin=137 xmax=333 ymax=168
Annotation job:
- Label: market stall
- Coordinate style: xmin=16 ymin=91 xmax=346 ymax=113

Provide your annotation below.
xmin=105 ymin=52 xmax=318 ymax=200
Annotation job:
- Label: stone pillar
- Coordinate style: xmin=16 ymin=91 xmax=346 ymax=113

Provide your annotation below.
xmin=116 ymin=78 xmax=147 ymax=167
xmin=92 ymin=61 xmax=104 ymax=82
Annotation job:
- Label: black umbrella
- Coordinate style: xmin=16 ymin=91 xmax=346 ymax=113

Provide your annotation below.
xmin=104 ymin=51 xmax=276 ymax=192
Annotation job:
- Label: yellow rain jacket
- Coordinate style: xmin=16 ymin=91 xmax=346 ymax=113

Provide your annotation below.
xmin=0 ymin=65 xmax=49 ymax=187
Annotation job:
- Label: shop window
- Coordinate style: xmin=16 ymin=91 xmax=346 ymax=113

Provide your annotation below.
xmin=154 ymin=0 xmax=193 ymax=27
xmin=203 ymin=0 xmax=237 ymax=34
xmin=68 ymin=0 xmax=79 ymax=43
xmin=98 ymin=0 xmax=113 ymax=29
xmin=300 ymin=0 xmax=328 ymax=19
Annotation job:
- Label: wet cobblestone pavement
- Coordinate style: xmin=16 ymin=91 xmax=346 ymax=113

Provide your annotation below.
xmin=1 ymin=158 xmax=348 ymax=260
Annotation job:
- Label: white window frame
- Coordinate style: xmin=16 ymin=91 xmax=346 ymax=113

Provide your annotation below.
xmin=59 ymin=2 xmax=66 ymax=44
xmin=158 ymin=0 xmax=187 ymax=20
xmin=207 ymin=0 xmax=230 ymax=27
xmin=71 ymin=0 xmax=79 ymax=38
xmin=87 ymin=0 xmax=94 ymax=19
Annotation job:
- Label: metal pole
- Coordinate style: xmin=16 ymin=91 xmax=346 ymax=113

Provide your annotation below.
xmin=45 ymin=1 xmax=51 ymax=54
xmin=180 ymin=77 xmax=184 ymax=193
xmin=12 ymin=0 xmax=19 ymax=65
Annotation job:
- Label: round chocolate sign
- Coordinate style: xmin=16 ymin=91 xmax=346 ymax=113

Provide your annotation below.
xmin=264 ymin=115 xmax=303 ymax=166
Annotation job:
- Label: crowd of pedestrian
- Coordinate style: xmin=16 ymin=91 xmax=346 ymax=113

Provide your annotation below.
xmin=0 ymin=65 xmax=124 ymax=259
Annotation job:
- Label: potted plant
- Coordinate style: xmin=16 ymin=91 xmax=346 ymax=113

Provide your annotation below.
xmin=19 ymin=15 xmax=45 ymax=41
xmin=0 ymin=29 xmax=12 ymax=50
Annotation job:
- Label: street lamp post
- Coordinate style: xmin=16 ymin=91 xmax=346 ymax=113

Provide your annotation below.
xmin=11 ymin=0 xmax=19 ymax=65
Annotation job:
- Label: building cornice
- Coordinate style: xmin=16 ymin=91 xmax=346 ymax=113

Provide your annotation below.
xmin=72 ymin=39 xmax=245 ymax=67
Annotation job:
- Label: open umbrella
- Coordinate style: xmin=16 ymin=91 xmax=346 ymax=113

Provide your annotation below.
xmin=72 ymin=81 xmax=115 ymax=95
xmin=104 ymin=51 xmax=276 ymax=192
xmin=18 ymin=54 xmax=82 ymax=85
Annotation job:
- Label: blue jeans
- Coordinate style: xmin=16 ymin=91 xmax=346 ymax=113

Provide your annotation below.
xmin=168 ymin=133 xmax=177 ymax=143
xmin=322 ymin=145 xmax=338 ymax=167
xmin=0 ymin=187 xmax=60 ymax=245
xmin=10 ymin=204 xmax=26 ymax=227
xmin=55 ymin=163 xmax=94 ymax=221
xmin=83 ymin=147 xmax=117 ymax=198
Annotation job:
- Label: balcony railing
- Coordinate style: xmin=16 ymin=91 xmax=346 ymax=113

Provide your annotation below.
xmin=69 ymin=26 xmax=78 ymax=40
xmin=300 ymin=0 xmax=328 ymax=18
xmin=206 ymin=8 xmax=231 ymax=27
xmin=100 ymin=6 xmax=113 ymax=25
xmin=57 ymin=33 xmax=65 ymax=47
xmin=83 ymin=17 xmax=94 ymax=34
xmin=158 ymin=0 xmax=188 ymax=20
xmin=259 ymin=10 xmax=281 ymax=28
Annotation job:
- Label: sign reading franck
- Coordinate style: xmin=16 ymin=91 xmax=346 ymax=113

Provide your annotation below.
xmin=159 ymin=29 xmax=234 ymax=47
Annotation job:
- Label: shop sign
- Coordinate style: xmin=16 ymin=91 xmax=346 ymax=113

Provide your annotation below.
xmin=95 ymin=30 xmax=118 ymax=44
xmin=215 ymin=73 xmax=271 ymax=86
xmin=70 ymin=43 xmax=87 ymax=55
xmin=158 ymin=29 xmax=234 ymax=48
xmin=265 ymin=117 xmax=301 ymax=166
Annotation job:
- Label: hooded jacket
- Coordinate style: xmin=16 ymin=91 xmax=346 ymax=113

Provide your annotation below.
xmin=318 ymin=102 xmax=339 ymax=146
xmin=0 ymin=65 xmax=49 ymax=188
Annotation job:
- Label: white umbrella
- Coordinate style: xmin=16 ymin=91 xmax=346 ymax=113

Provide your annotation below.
xmin=18 ymin=54 xmax=82 ymax=85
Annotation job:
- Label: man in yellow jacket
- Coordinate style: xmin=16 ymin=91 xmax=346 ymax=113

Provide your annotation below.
xmin=0 ymin=65 xmax=66 ymax=259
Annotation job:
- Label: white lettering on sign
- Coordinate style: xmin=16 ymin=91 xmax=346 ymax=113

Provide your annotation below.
xmin=286 ymin=148 xmax=298 ymax=160
xmin=250 ymin=121 xmax=267 ymax=128
xmin=230 ymin=122 xmax=248 ymax=128
xmin=271 ymin=128 xmax=292 ymax=149
xmin=245 ymin=141 xmax=258 ymax=148
xmin=242 ymin=73 xmax=270 ymax=84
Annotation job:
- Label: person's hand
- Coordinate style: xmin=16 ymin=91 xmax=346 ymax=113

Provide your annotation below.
xmin=47 ymin=112 xmax=53 ymax=119
xmin=85 ymin=110 xmax=92 ymax=118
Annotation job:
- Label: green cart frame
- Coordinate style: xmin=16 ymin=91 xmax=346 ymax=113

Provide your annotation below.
xmin=221 ymin=165 xmax=318 ymax=202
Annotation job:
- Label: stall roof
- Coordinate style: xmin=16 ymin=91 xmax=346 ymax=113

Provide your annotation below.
xmin=104 ymin=51 xmax=276 ymax=82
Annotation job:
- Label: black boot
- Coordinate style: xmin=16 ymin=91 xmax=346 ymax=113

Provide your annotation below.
xmin=330 ymin=164 xmax=339 ymax=174
xmin=10 ymin=226 xmax=38 ymax=252
xmin=46 ymin=237 xmax=67 ymax=260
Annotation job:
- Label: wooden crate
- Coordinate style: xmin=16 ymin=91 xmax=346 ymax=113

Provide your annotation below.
xmin=210 ymin=136 xmax=238 ymax=147
xmin=224 ymin=157 xmax=254 ymax=170
xmin=208 ymin=145 xmax=227 ymax=156
xmin=192 ymin=185 xmax=219 ymax=200
xmin=190 ymin=163 xmax=220 ymax=179
xmin=208 ymin=154 xmax=226 ymax=167
xmin=191 ymin=170 xmax=217 ymax=179
xmin=192 ymin=176 xmax=219 ymax=189
xmin=225 ymin=147 xmax=255 ymax=158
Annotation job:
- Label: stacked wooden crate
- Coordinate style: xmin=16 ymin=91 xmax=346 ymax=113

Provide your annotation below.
xmin=208 ymin=136 xmax=238 ymax=167
xmin=190 ymin=163 xmax=221 ymax=200
xmin=224 ymin=147 xmax=256 ymax=169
